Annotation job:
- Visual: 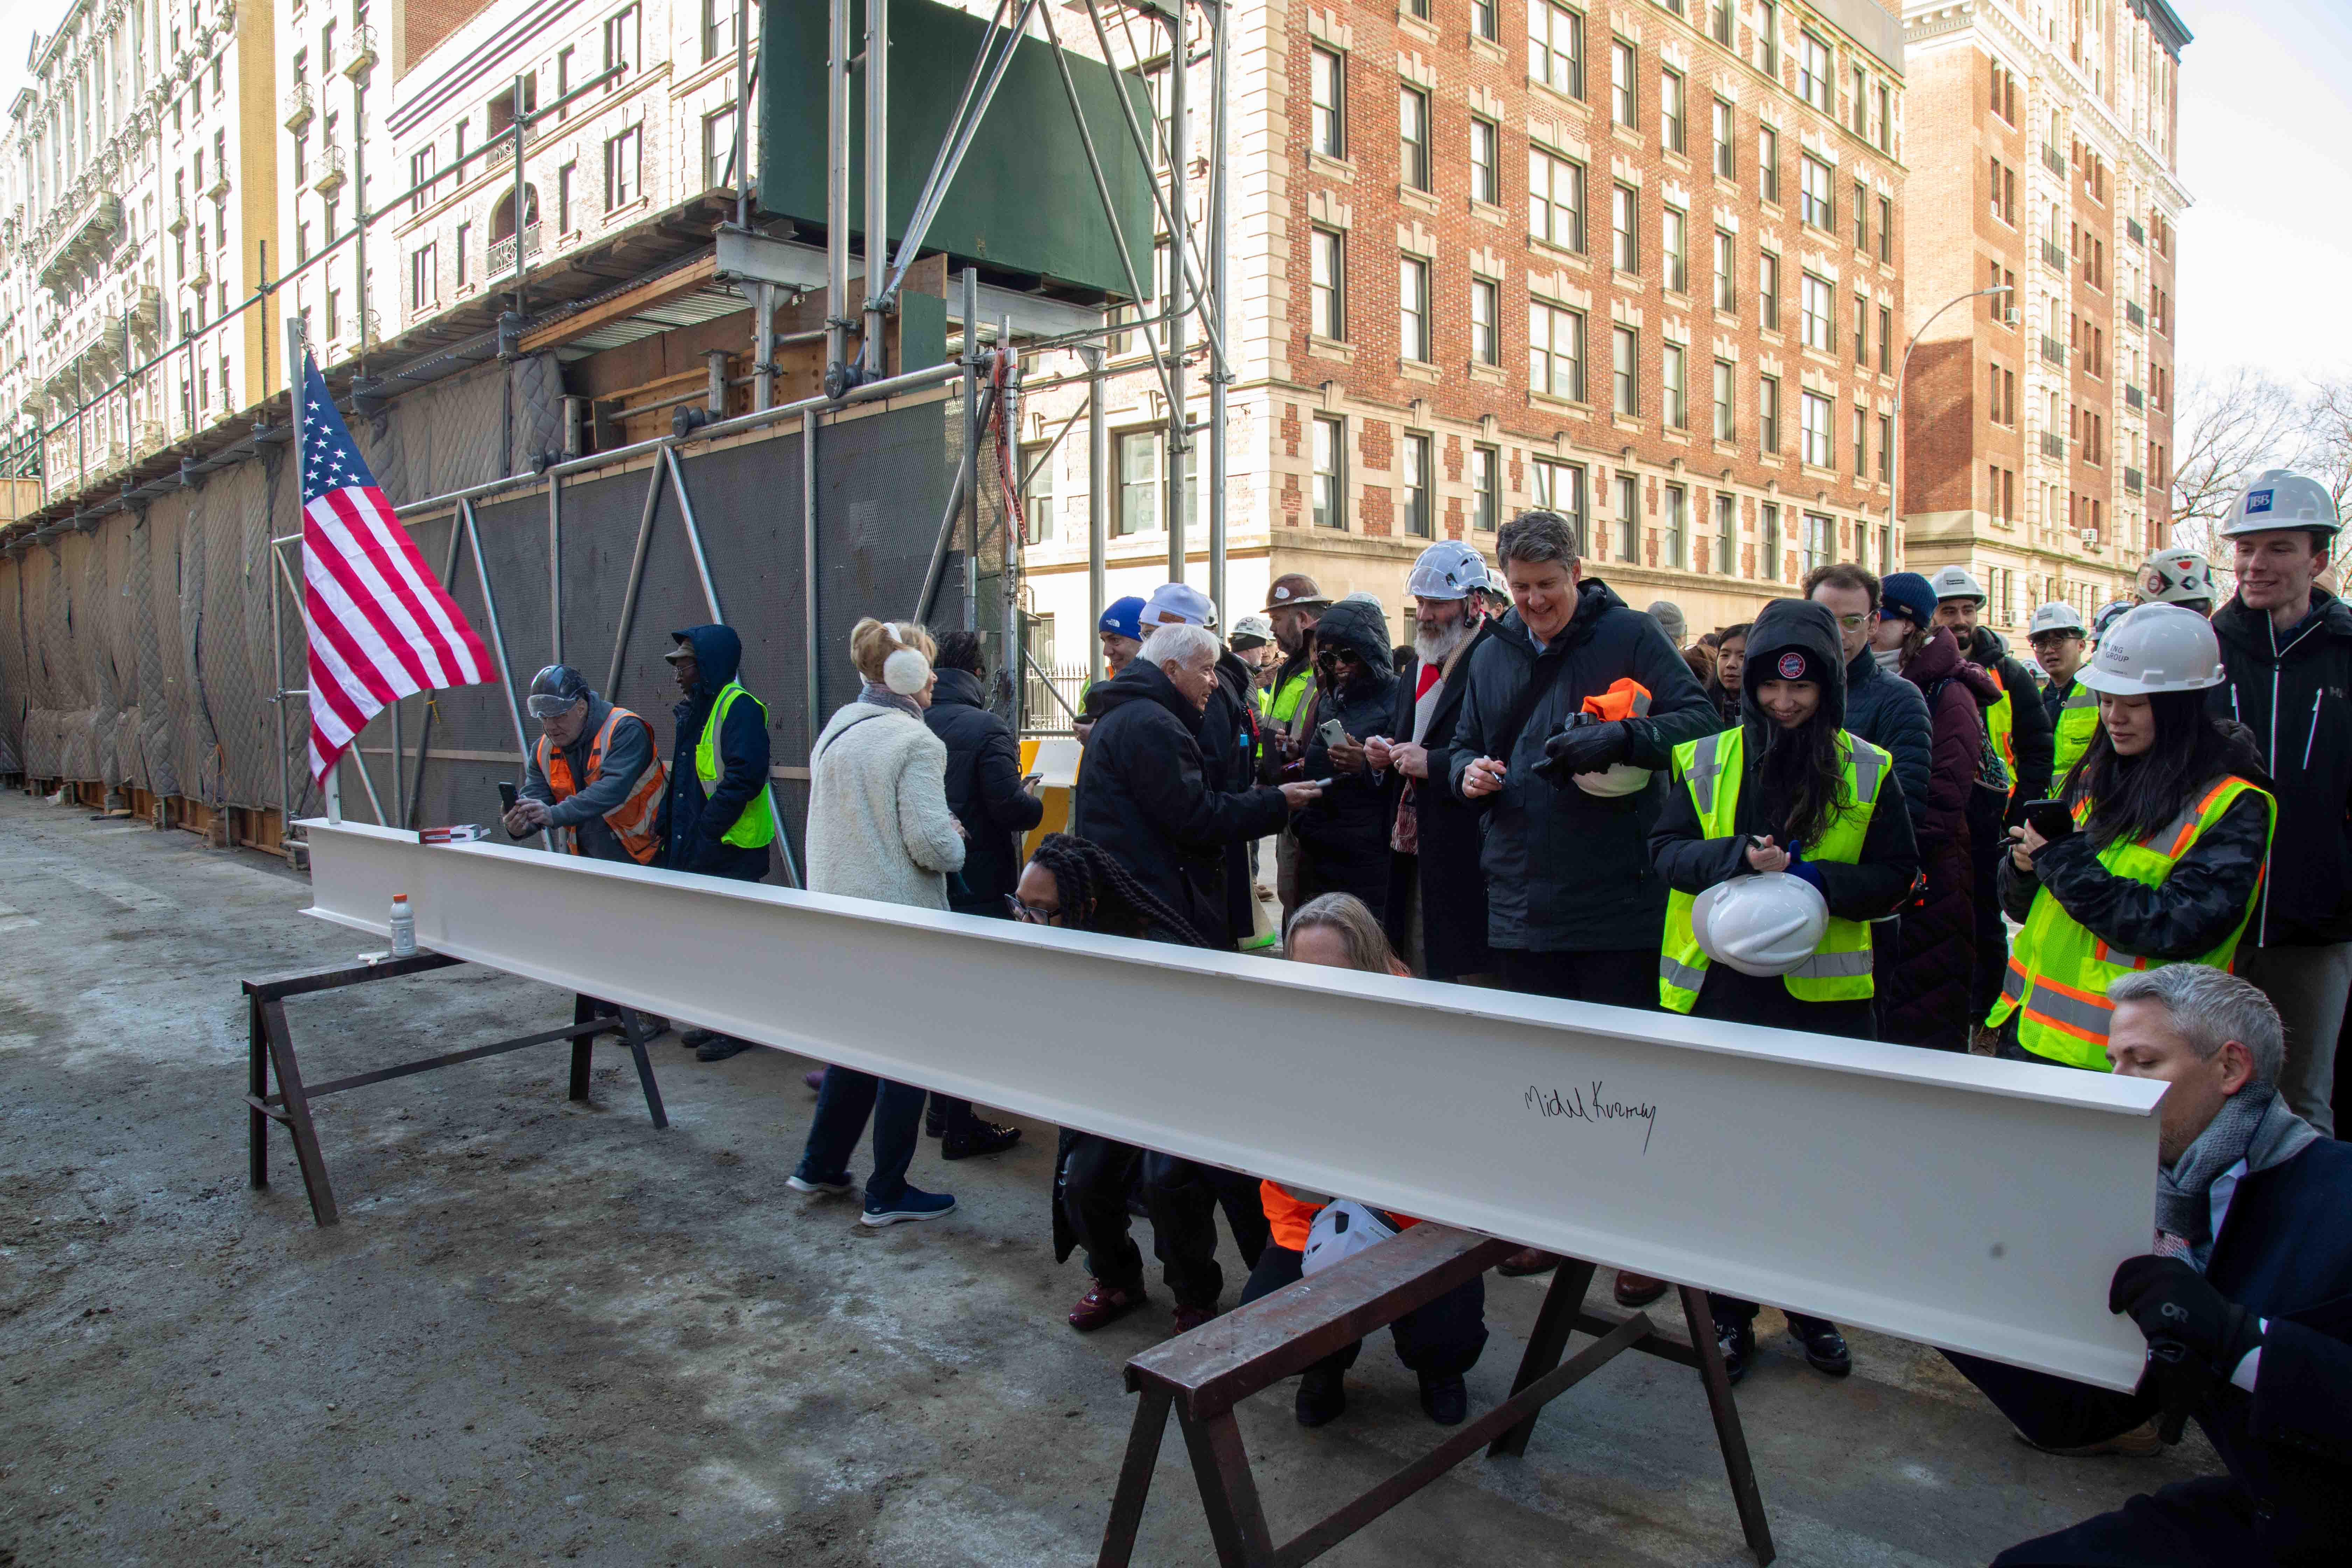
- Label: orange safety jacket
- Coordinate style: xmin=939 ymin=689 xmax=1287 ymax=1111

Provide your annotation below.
xmin=537 ymin=706 xmax=667 ymax=865
xmin=1258 ymin=1180 xmax=1424 ymax=1252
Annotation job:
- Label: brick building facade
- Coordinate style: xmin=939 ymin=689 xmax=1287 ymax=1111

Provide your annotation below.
xmin=1896 ymin=0 xmax=2185 ymax=639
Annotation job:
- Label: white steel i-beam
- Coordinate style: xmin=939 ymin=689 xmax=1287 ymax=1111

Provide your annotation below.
xmin=301 ymin=821 xmax=2161 ymax=1390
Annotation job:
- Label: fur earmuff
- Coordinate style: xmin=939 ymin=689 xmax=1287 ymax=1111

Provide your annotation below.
xmin=881 ymin=623 xmax=932 ymax=695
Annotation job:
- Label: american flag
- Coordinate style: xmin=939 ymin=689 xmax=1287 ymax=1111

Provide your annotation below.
xmin=299 ymin=350 xmax=491 ymax=787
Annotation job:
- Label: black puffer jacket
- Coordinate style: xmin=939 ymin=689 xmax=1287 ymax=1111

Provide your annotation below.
xmin=923 ymin=666 xmax=1044 ymax=915
xmin=2208 ymin=589 xmax=2352 ymax=947
xmin=1964 ymin=625 xmax=2054 ymax=824
xmin=1070 ymin=656 xmax=1292 ymax=943
xmin=1294 ymin=598 xmax=1400 ymax=918
xmin=1446 ymin=577 xmax=1720 ymax=952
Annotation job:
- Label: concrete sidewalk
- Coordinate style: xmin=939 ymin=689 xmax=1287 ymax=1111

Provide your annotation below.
xmin=0 ymin=792 xmax=2209 ymax=1565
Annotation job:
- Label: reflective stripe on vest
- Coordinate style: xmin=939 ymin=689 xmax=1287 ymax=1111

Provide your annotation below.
xmin=1986 ymin=682 xmax=2016 ymax=775
xmin=694 ymin=682 xmax=778 ymax=849
xmin=1658 ymin=727 xmax=1891 ymax=1013
xmin=1988 ymin=775 xmax=2276 ymax=1069
xmin=537 ymin=706 xmax=668 ymax=865
xmin=2051 ymin=687 xmax=2099 ymax=787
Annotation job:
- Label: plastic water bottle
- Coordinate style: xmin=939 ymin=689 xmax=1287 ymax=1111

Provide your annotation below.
xmin=388 ymin=894 xmax=416 ymax=958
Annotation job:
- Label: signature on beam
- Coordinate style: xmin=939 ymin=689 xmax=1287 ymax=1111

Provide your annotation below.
xmin=1524 ymin=1082 xmax=1659 ymax=1154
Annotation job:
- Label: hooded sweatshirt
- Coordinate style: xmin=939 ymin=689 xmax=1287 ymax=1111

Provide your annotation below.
xmin=516 ymin=690 xmax=659 ymax=864
xmin=1291 ymin=597 xmax=1401 ymax=917
xmin=665 ymin=624 xmax=773 ymax=881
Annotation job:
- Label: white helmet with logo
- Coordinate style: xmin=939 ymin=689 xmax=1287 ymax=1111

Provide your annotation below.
xmin=2091 ymin=598 xmax=2135 ymax=640
xmin=2077 ymin=603 xmax=2225 ymax=695
xmin=1927 ymin=565 xmax=1987 ymax=604
xmin=1692 ymin=873 xmax=1830 ymax=978
xmin=1406 ymin=540 xmax=1487 ymax=601
xmin=2028 ymin=602 xmax=2086 ymax=638
xmin=2139 ymin=548 xmax=2216 ymax=607
xmin=2219 ymin=468 xmax=2340 ymax=539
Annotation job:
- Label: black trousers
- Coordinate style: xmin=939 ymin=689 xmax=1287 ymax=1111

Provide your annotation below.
xmin=1060 ymin=1134 xmax=1148 ymax=1292
xmin=1492 ymin=946 xmax=1658 ymax=1010
xmin=1240 ymin=1242 xmax=1488 ymax=1378
xmin=1993 ymin=1476 xmax=2272 ymax=1565
xmin=1058 ymin=1140 xmax=1269 ymax=1308
xmin=1969 ymin=811 xmax=2010 ymax=1023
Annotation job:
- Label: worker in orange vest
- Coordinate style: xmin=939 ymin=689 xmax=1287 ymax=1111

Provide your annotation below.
xmin=505 ymin=664 xmax=668 ymax=865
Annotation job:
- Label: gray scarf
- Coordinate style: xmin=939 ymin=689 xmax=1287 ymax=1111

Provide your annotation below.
xmin=858 ymin=681 xmax=924 ymax=720
xmin=2152 ymin=1081 xmax=2318 ymax=1269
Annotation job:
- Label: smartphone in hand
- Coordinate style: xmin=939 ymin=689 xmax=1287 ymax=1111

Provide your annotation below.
xmin=498 ymin=782 xmax=519 ymax=814
xmin=2022 ymin=799 xmax=2076 ymax=842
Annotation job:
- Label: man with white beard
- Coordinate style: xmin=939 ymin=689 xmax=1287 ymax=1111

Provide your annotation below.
xmin=1366 ymin=541 xmax=1497 ymax=982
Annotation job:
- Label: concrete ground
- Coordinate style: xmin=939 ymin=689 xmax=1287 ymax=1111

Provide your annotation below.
xmin=0 ymin=791 xmax=2212 ymax=1566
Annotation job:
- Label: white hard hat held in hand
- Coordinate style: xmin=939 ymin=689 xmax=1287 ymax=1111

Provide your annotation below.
xmin=2077 ymin=603 xmax=2226 ymax=696
xmin=2219 ymin=468 xmax=2340 ymax=539
xmin=1692 ymin=873 xmax=1830 ymax=978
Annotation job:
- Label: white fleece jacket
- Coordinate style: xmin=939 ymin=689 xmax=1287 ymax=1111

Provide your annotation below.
xmin=805 ymin=701 xmax=967 ymax=909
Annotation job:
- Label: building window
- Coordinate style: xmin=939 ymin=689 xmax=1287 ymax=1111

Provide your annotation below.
xmin=295 ymin=220 xmax=312 ymax=265
xmin=1472 ymin=277 xmax=1500 ymax=365
xmin=1533 ymin=459 xmax=1588 ymax=539
xmin=1472 ymin=0 xmax=1498 ymax=43
xmin=1853 ymin=178 xmax=1868 ymax=250
xmin=1312 ymin=415 xmax=1346 ymax=529
xmin=1800 ymin=390 xmax=1831 ymax=468
xmin=1759 ymin=250 xmax=1780 ymax=330
xmin=1401 ymin=433 xmax=1433 ymax=538
xmin=1021 ymin=442 xmax=1055 ymax=544
xmin=1798 ymin=32 xmax=1830 ymax=111
xmin=1661 ymin=68 xmax=1685 ymax=153
xmin=409 ymin=244 xmax=435 ymax=309
xmin=1854 ymin=294 xmax=1868 ymax=364
xmin=1311 ymin=48 xmax=1344 ymax=157
xmin=1713 ymin=98 xmax=1735 ymax=179
xmin=1879 ymin=305 xmax=1892 ymax=372
xmin=704 ymin=104 xmax=738 ymax=188
xmin=1758 ymin=124 xmax=1779 ymax=204
xmin=556 ymin=46 xmax=576 ymax=117
xmin=1399 ymin=86 xmax=1431 ymax=191
xmin=1802 ymin=511 xmax=1833 ymax=575
xmin=1713 ymin=358 xmax=1735 ymax=440
xmin=1663 ymin=484 xmax=1687 ymax=568
xmin=1877 ymin=83 xmax=1892 ymax=153
xmin=1714 ymin=230 xmax=1736 ymax=312
xmin=1760 ymin=502 xmax=1780 ymax=577
xmin=1853 ymin=404 xmax=1867 ymax=472
xmin=1611 ymin=38 xmax=1637 ymax=127
xmin=604 ymin=123 xmax=642 ymax=209
xmin=1757 ymin=0 xmax=1780 ymax=75
xmin=1472 ymin=444 xmax=1500 ymax=530
xmin=1800 ymin=154 xmax=1832 ymax=230
xmin=604 ymin=5 xmax=639 ymax=79
xmin=1527 ymin=1 xmax=1584 ymax=99
xmin=702 ymin=0 xmax=738 ymax=61
xmin=1716 ymin=492 xmax=1737 ymax=573
xmin=455 ymin=222 xmax=473 ymax=286
xmin=1801 ymin=273 xmax=1832 ymax=351
xmin=1663 ymin=342 xmax=1687 ymax=429
xmin=1615 ymin=472 xmax=1640 ymax=561
xmin=1116 ymin=429 xmax=1159 ymax=536
xmin=1530 ymin=300 xmax=1584 ymax=400
xmin=1528 ymin=147 xmax=1584 ymax=251
xmin=1611 ymin=183 xmax=1637 ymax=271
xmin=1612 ymin=324 xmax=1638 ymax=414
xmin=1470 ymin=116 xmax=1498 ymax=204
xmin=1399 ymin=255 xmax=1431 ymax=362
xmin=1851 ymin=65 xmax=1867 ymax=135
xmin=327 ymin=287 xmax=342 ymax=340
xmin=1879 ymin=413 xmax=1893 ymax=481
xmin=1309 ymin=226 xmax=1344 ymax=339
xmin=409 ymin=146 xmax=430 ymax=215
xmin=1663 ymin=206 xmax=1687 ymax=293
xmin=559 ymin=161 xmax=577 ymax=231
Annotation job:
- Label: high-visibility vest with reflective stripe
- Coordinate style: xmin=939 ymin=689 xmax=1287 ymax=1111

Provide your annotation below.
xmin=1268 ymin=665 xmax=1314 ymax=730
xmin=1986 ymin=680 xmax=2017 ymax=776
xmin=1658 ymin=726 xmax=1891 ymax=1013
xmin=694 ymin=682 xmax=778 ymax=849
xmin=1988 ymin=775 xmax=2275 ymax=1070
xmin=537 ymin=706 xmax=667 ymax=865
xmin=2051 ymin=685 xmax=2100 ymax=787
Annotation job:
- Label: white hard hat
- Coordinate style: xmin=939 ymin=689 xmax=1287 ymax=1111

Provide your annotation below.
xmin=2091 ymin=598 xmax=2135 ymax=639
xmin=1927 ymin=565 xmax=1987 ymax=603
xmin=2219 ymin=468 xmax=2340 ymax=539
xmin=2139 ymin=548 xmax=2216 ymax=607
xmin=1692 ymin=873 xmax=1831 ymax=978
xmin=1407 ymin=540 xmax=1487 ymax=601
xmin=1574 ymin=761 xmax=1654 ymax=798
xmin=2028 ymin=602 xmax=2086 ymax=638
xmin=2077 ymin=603 xmax=2225 ymax=696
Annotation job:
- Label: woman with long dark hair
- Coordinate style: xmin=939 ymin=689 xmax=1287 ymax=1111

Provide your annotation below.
xmin=1994 ymin=605 xmax=2275 ymax=1070
xmin=1650 ymin=597 xmax=1917 ymax=1387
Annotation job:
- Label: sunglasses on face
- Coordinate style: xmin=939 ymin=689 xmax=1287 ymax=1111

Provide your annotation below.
xmin=1005 ymin=894 xmax=1061 ymax=924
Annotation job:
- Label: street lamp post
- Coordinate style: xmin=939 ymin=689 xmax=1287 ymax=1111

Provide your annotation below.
xmin=1892 ymin=284 xmax=2012 ymax=575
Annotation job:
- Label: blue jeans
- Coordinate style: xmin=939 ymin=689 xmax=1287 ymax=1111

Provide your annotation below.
xmin=797 ymin=1066 xmax=928 ymax=1208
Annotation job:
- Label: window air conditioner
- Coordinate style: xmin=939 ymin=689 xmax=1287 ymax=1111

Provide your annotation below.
xmin=2079 ymin=528 xmax=2100 ymax=548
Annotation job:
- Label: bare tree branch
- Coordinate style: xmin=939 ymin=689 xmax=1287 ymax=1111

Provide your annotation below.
xmin=2302 ymin=374 xmax=2352 ymax=522
xmin=2168 ymin=366 xmax=2307 ymax=561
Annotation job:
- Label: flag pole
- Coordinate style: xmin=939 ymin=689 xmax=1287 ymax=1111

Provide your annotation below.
xmin=288 ymin=317 xmax=341 ymax=825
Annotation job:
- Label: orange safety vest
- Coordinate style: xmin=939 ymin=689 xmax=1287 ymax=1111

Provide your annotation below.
xmin=537 ymin=705 xmax=667 ymax=865
xmin=1258 ymin=1180 xmax=1424 ymax=1252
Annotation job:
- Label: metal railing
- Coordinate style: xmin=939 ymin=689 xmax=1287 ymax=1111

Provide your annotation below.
xmin=2040 ymin=238 xmax=2068 ymax=272
xmin=344 ymin=25 xmax=379 ymax=80
xmin=2125 ymin=383 xmax=2143 ymax=410
xmin=2040 ymin=334 xmax=2066 ymax=368
xmin=486 ymin=224 xmax=544 ymax=276
xmin=284 ymin=82 xmax=315 ymax=133
xmin=2126 ymin=217 xmax=2144 ymax=246
xmin=2041 ymin=430 xmax=2066 ymax=459
xmin=2126 ymin=299 xmax=2145 ymax=327
xmin=2124 ymin=466 xmax=2144 ymax=495
xmin=2042 ymin=142 xmax=2066 ymax=177
xmin=1024 ymin=661 xmax=1091 ymax=733
xmin=313 ymin=143 xmax=348 ymax=196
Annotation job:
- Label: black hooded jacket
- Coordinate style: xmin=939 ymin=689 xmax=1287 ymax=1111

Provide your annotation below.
xmin=2208 ymin=588 xmax=2352 ymax=946
xmin=1445 ymin=576 xmax=1720 ymax=951
xmin=1293 ymin=598 xmax=1401 ymax=917
xmin=1070 ymin=654 xmax=1292 ymax=943
xmin=1649 ymin=598 xmax=1918 ymax=923
xmin=1965 ymin=624 xmax=2055 ymax=823
xmin=924 ymin=665 xmax=1045 ymax=915
xmin=665 ymin=624 xmax=772 ymax=881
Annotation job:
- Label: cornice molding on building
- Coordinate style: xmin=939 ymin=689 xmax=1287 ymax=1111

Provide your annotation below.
xmin=387 ymin=0 xmax=593 ymax=140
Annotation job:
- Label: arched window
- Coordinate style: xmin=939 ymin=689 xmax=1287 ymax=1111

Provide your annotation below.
xmin=491 ymin=184 xmax=540 ymax=241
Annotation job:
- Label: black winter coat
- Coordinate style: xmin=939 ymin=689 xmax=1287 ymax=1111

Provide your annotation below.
xmin=664 ymin=623 xmax=773 ymax=882
xmin=923 ymin=666 xmax=1045 ymax=915
xmin=1382 ymin=622 xmax=1497 ymax=981
xmin=1071 ymin=657 xmax=1292 ymax=943
xmin=1199 ymin=650 xmax=1268 ymax=944
xmin=1447 ymin=577 xmax=1720 ymax=952
xmin=1293 ymin=598 xmax=1399 ymax=919
xmin=1964 ymin=625 xmax=2054 ymax=823
xmin=1843 ymin=648 xmax=1933 ymax=831
xmin=2208 ymin=589 xmax=2352 ymax=947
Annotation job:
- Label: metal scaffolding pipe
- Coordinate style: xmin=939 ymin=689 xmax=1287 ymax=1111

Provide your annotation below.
xmin=1085 ymin=344 xmax=1107 ymax=683
xmin=825 ymin=0 xmax=854 ymax=379
xmin=1163 ymin=0 xmax=1189 ymax=584
xmin=1206 ymin=0 xmax=1231 ymax=620
xmin=860 ymin=0 xmax=890 ymax=383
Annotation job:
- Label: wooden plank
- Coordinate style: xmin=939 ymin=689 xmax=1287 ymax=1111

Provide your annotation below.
xmin=519 ymin=254 xmax=720 ymax=354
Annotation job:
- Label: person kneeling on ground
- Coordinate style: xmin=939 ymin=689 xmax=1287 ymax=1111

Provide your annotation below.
xmin=1240 ymin=892 xmax=1489 ymax=1429
xmin=1951 ymin=964 xmax=2351 ymax=1567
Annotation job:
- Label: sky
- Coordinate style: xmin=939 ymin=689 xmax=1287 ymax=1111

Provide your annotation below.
xmin=0 ymin=0 xmax=2342 ymax=380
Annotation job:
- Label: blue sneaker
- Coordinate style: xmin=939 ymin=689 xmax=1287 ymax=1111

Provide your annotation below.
xmin=787 ymin=1169 xmax=854 ymax=1196
xmin=860 ymin=1186 xmax=956 ymax=1226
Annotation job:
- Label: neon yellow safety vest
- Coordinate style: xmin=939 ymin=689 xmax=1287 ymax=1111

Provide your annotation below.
xmin=1268 ymin=665 xmax=1313 ymax=729
xmin=694 ymin=681 xmax=778 ymax=849
xmin=1658 ymin=727 xmax=1891 ymax=1013
xmin=2050 ymin=686 xmax=2099 ymax=789
xmin=1986 ymin=681 xmax=2016 ymax=777
xmin=1988 ymin=775 xmax=2274 ymax=1070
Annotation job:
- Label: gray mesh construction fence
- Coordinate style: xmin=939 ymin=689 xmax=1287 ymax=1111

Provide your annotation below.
xmin=0 ymin=354 xmax=1002 ymax=885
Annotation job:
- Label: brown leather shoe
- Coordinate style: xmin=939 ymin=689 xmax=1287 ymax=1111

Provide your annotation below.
xmin=1496 ymin=1247 xmax=1561 ymax=1277
xmin=1068 ymin=1281 xmax=1145 ymax=1332
xmin=1170 ymin=1303 xmax=1218 ymax=1334
xmin=1614 ymin=1271 xmax=1670 ymax=1307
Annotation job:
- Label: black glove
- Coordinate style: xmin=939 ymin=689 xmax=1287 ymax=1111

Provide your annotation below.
xmin=2109 ymin=1254 xmax=2262 ymax=1443
xmin=1532 ymin=720 xmax=1632 ymax=785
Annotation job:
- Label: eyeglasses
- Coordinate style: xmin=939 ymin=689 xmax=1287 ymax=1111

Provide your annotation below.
xmin=1004 ymin=894 xmax=1060 ymax=925
xmin=1830 ymin=612 xmax=1877 ymax=631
